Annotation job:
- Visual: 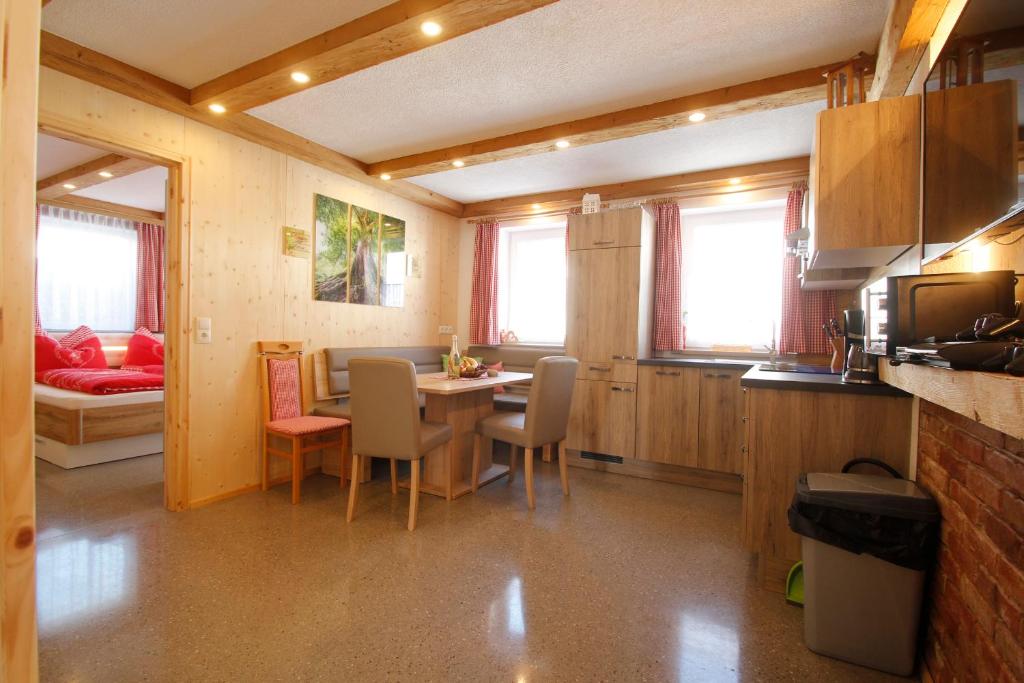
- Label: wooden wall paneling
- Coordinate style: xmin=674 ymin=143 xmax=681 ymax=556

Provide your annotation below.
xmin=697 ymin=369 xmax=746 ymax=474
xmin=635 ymin=366 xmax=700 ymax=467
xmin=0 ymin=0 xmax=41 ymax=678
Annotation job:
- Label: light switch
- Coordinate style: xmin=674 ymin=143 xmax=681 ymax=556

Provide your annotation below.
xmin=195 ymin=317 xmax=212 ymax=344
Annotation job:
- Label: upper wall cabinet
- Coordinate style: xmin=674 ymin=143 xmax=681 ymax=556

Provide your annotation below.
xmin=808 ymin=95 xmax=921 ymax=269
xmin=567 ymin=208 xmax=644 ymax=250
xmin=924 ymin=80 xmax=1018 ymax=249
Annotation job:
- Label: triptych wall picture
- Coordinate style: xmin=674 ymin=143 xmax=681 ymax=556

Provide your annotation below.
xmin=313 ymin=193 xmax=406 ymax=307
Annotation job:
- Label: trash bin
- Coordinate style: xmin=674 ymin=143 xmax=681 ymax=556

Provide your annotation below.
xmin=787 ymin=464 xmax=939 ymax=676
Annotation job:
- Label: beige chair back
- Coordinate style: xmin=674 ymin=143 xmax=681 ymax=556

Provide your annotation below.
xmin=348 ymin=357 xmax=422 ymax=460
xmin=524 ymin=356 xmax=579 ymax=446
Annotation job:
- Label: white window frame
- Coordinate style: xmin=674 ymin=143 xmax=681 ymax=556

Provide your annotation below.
xmin=497 ymin=222 xmax=567 ymax=346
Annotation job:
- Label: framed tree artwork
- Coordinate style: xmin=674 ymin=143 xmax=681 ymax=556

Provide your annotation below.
xmin=313 ymin=193 xmax=405 ymax=307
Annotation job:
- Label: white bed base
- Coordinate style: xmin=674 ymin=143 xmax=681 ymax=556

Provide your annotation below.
xmin=35 ymin=432 xmax=163 ymax=469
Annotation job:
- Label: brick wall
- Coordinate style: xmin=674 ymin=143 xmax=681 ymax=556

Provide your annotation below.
xmin=916 ymin=400 xmax=1024 ymax=683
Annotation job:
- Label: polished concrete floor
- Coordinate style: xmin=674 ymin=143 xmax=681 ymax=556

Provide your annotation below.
xmin=36 ymin=455 xmax=904 ymax=682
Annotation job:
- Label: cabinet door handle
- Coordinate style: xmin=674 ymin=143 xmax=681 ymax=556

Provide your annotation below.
xmin=703 ymin=372 xmax=732 ymax=379
xmin=741 ymin=446 xmax=748 ymax=454
xmin=612 ymin=355 xmax=636 ymax=361
xmin=592 ymin=239 xmax=615 ymax=246
xmin=610 ymin=386 xmax=635 ymax=393
xmin=742 ymin=416 xmax=748 ymax=423
xmin=655 ymin=370 xmax=681 ymax=376
xmin=588 ymin=366 xmax=611 ymax=372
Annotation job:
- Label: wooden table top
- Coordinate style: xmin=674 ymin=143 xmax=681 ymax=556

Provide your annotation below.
xmin=416 ymin=371 xmax=532 ymax=395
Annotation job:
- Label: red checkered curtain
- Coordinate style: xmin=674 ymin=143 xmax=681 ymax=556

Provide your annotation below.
xmin=134 ymin=222 xmax=166 ymax=332
xmin=470 ymin=220 xmax=500 ymax=345
xmin=34 ymin=204 xmax=43 ymax=334
xmin=652 ymin=202 xmax=683 ymax=351
xmin=780 ymin=182 xmax=836 ymax=355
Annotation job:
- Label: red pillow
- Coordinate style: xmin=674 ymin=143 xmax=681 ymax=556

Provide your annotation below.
xmin=490 ymin=361 xmax=505 ymax=394
xmin=123 ymin=328 xmax=164 ymax=370
xmin=35 ymin=326 xmax=108 ymax=373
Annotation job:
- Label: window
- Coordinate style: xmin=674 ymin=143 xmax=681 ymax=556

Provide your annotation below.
xmin=497 ymin=223 xmax=567 ymax=345
xmin=37 ymin=206 xmax=138 ymax=332
xmin=679 ymin=201 xmax=785 ymax=351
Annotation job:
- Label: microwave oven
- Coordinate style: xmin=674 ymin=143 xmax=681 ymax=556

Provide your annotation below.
xmin=863 ymin=271 xmax=1019 ymax=356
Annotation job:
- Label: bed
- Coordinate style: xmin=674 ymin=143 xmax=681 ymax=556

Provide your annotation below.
xmin=34 ymin=383 xmax=164 ymax=469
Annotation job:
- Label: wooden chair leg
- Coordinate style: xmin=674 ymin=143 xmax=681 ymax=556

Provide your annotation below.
xmin=408 ymin=459 xmax=420 ymax=531
xmin=471 ymin=433 xmax=481 ymax=493
xmin=390 ymin=458 xmax=398 ymax=495
xmin=261 ymin=429 xmax=270 ymax=492
xmin=291 ymin=436 xmax=302 ymax=505
xmin=558 ymin=440 xmax=570 ymax=496
xmin=508 ymin=445 xmax=518 ymax=484
xmin=524 ymin=447 xmax=536 ymax=510
xmin=445 ymin=441 xmax=453 ymax=502
xmin=339 ymin=427 xmax=349 ymax=490
xmin=542 ymin=443 xmax=552 ymax=463
xmin=346 ymin=454 xmax=361 ymax=522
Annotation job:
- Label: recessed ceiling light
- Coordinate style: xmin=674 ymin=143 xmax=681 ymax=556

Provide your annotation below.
xmin=209 ymin=103 xmax=227 ymax=114
xmin=452 ymin=159 xmax=465 ymax=168
xmin=555 ymin=140 xmax=571 ymax=149
xmin=728 ymin=177 xmax=742 ymax=185
xmin=380 ymin=173 xmax=392 ymax=181
xmin=98 ymin=171 xmax=114 ymax=178
xmin=290 ymin=71 xmax=311 ymax=84
xmin=532 ymin=203 xmax=542 ymax=210
xmin=688 ymin=111 xmax=706 ymax=123
xmin=62 ymin=183 xmax=77 ymax=190
xmin=421 ymin=21 xmax=442 ymax=37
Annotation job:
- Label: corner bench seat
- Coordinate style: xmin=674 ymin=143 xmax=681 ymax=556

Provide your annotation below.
xmin=467 ymin=345 xmax=565 ymax=413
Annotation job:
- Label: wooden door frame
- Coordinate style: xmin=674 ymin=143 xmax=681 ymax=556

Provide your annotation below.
xmin=37 ymin=117 xmax=191 ymax=511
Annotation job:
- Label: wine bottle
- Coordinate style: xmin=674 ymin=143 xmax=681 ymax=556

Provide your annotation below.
xmin=448 ymin=335 xmax=461 ymax=379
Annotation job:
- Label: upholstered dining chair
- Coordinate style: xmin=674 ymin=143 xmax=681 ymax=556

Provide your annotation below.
xmin=259 ymin=341 xmax=350 ymax=505
xmin=346 ymin=357 xmax=453 ymax=531
xmin=471 ymin=356 xmax=578 ymax=509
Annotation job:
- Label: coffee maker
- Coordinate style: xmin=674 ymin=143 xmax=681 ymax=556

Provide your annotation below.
xmin=843 ymin=309 xmax=880 ymax=384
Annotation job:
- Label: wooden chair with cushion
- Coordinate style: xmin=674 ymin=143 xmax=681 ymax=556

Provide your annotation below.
xmin=259 ymin=341 xmax=350 ymax=504
xmin=471 ymin=356 xmax=578 ymax=509
xmin=346 ymin=357 xmax=453 ymax=531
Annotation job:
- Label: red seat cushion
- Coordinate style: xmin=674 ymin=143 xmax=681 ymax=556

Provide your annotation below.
xmin=490 ymin=361 xmax=505 ymax=393
xmin=123 ymin=327 xmax=164 ymax=370
xmin=267 ymin=415 xmax=349 ymax=436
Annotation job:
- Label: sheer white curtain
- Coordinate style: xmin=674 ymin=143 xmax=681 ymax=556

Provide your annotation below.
xmin=37 ymin=205 xmax=138 ymax=332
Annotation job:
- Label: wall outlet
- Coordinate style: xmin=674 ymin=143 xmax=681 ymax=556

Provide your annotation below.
xmin=438 ymin=324 xmax=454 ymax=335
xmin=195 ymin=317 xmax=212 ymax=344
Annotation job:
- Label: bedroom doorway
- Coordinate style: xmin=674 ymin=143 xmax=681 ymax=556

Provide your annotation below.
xmin=33 ymin=121 xmax=190 ymax=514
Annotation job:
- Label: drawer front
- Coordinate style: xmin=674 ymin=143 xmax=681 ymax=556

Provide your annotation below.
xmin=577 ymin=360 xmax=637 ymax=383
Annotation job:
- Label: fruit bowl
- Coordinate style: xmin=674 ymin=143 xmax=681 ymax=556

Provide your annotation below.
xmin=459 ymin=366 xmax=488 ymax=379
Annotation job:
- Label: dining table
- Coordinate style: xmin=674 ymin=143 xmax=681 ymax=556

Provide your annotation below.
xmin=405 ymin=371 xmax=533 ymax=500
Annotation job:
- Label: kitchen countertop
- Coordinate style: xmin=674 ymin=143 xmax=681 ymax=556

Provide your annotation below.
xmin=740 ymin=364 xmax=910 ymax=397
xmin=638 ymin=357 xmax=758 ymax=370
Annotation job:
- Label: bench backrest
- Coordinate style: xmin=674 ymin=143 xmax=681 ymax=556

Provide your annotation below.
xmin=324 ymin=346 xmax=447 ymax=396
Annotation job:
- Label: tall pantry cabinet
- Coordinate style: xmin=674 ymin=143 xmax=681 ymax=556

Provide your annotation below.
xmin=566 ymin=206 xmax=655 ymax=458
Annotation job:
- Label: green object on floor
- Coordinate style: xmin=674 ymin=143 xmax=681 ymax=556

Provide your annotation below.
xmin=786 ymin=561 xmax=804 ymax=606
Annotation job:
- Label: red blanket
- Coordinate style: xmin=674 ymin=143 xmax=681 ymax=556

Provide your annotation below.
xmin=36 ymin=368 xmax=164 ymax=395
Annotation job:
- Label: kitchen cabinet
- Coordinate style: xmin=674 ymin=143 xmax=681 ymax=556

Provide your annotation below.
xmin=808 ymin=94 xmax=921 ymax=269
xmin=567 ymin=379 xmax=636 ymax=458
xmin=697 ymin=368 xmax=746 ymax=474
xmin=924 ymin=80 xmax=1018 ymax=247
xmin=566 ymin=206 xmax=654 ymax=459
xmin=635 ymin=366 xmax=700 ymax=467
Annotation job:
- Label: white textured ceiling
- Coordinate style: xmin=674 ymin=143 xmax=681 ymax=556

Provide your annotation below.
xmin=408 ymin=101 xmax=824 ymax=203
xmin=72 ymin=166 xmax=169 ymax=212
xmin=251 ymin=0 xmax=886 ymax=163
xmin=36 ymin=134 xmax=107 ymax=179
xmin=42 ymin=0 xmax=394 ymax=87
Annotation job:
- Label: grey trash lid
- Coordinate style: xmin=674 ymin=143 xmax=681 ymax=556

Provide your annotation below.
xmin=797 ymin=472 xmax=939 ymax=522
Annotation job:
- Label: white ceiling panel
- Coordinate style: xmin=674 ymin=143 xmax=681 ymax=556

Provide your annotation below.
xmin=251 ymin=0 xmax=886 ymax=163
xmin=42 ymin=0 xmax=394 ymax=87
xmin=408 ymin=101 xmax=824 ymax=203
xmin=72 ymin=166 xmax=169 ymax=213
xmin=36 ymin=134 xmax=108 ymax=179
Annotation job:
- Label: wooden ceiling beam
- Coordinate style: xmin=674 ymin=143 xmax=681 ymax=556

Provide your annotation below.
xmin=189 ymin=0 xmax=558 ymax=113
xmin=41 ymin=196 xmax=166 ymax=225
xmin=39 ymin=32 xmax=464 ymax=217
xmin=368 ymin=61 xmax=865 ymax=180
xmin=868 ymin=0 xmax=969 ymax=101
xmin=36 ymin=153 xmax=155 ymax=200
xmin=462 ymin=156 xmax=810 ymax=218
